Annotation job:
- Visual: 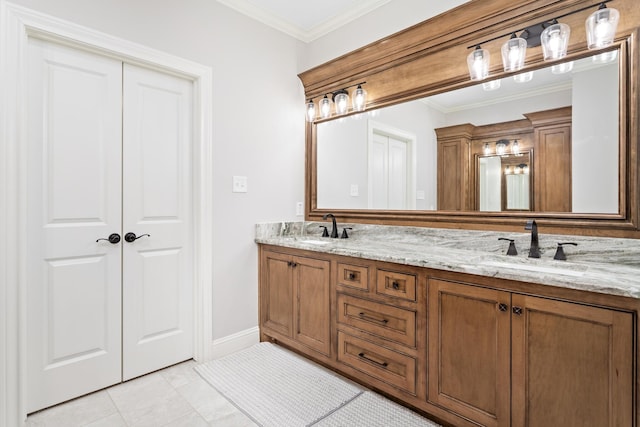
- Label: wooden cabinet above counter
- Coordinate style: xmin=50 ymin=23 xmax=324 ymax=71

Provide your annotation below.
xmin=258 ymin=241 xmax=639 ymax=427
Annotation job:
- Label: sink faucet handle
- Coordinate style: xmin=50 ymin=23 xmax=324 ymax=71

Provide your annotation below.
xmin=340 ymin=227 xmax=353 ymax=239
xmin=319 ymin=226 xmax=329 ymax=237
xmin=498 ymin=238 xmax=518 ymax=256
xmin=553 ymin=242 xmax=578 ymax=261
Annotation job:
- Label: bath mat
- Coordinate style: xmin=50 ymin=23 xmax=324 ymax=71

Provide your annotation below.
xmin=312 ymin=391 xmax=441 ymax=427
xmin=194 ymin=342 xmax=363 ymax=427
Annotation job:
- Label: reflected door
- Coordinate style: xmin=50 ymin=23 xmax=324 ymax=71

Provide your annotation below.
xmin=369 ymin=131 xmax=413 ymax=209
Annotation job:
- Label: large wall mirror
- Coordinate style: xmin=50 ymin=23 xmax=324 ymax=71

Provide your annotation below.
xmin=301 ymin=0 xmax=639 ymax=236
xmin=316 ymin=52 xmax=619 ymax=214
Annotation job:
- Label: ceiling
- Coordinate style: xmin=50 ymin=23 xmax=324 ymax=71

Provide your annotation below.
xmin=216 ymin=0 xmax=392 ymax=42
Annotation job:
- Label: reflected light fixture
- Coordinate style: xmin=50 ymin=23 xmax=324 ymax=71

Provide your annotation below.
xmin=482 ymin=79 xmax=501 ymax=91
xmin=483 ymin=143 xmax=491 ymax=155
xmin=513 ymin=71 xmax=533 ymax=83
xmin=586 ymin=3 xmax=619 ymax=50
xmin=501 ymin=33 xmax=527 ymax=72
xmin=466 ymin=1 xmax=620 ymax=82
xmin=467 ymin=46 xmax=490 ymax=81
xmin=552 ymin=61 xmax=574 ymax=74
xmin=319 ymin=95 xmax=332 ymax=119
xmin=305 ymin=99 xmax=315 ymax=122
xmin=504 ymin=166 xmax=512 ymax=175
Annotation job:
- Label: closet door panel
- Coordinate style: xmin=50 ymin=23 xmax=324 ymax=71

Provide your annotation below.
xmin=26 ymin=39 xmax=123 ymax=413
xmin=122 ymin=64 xmax=194 ymax=380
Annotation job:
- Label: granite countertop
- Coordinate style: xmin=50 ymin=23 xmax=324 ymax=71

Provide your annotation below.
xmin=255 ymin=221 xmax=640 ymax=299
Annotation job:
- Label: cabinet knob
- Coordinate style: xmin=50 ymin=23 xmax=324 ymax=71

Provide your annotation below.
xmin=392 ymin=281 xmax=400 ymax=290
xmin=512 ymin=306 xmax=523 ymax=316
xmin=498 ymin=303 xmax=508 ymax=312
xmin=348 ymin=272 xmax=356 ymax=280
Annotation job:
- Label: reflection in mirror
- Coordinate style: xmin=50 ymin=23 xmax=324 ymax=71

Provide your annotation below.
xmin=479 ymin=152 xmax=531 ymax=211
xmin=315 ymin=51 xmax=619 ymax=214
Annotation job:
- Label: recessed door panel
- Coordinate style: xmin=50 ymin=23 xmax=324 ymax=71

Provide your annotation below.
xmin=27 ymin=39 xmax=123 ymax=413
xmin=122 ymin=63 xmax=193 ymax=380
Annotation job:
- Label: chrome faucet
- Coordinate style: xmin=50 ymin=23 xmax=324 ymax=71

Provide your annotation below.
xmin=525 ymin=219 xmax=541 ymax=258
xmin=322 ymin=213 xmax=339 ymax=238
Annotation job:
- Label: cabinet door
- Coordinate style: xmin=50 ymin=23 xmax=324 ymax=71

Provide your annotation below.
xmin=511 ymin=295 xmax=633 ymax=427
xmin=428 ymin=279 xmax=511 ymax=427
xmin=293 ymin=256 xmax=331 ymax=356
xmin=260 ymin=251 xmax=293 ymax=337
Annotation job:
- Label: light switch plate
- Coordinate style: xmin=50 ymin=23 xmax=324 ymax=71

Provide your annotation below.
xmin=350 ymin=184 xmax=359 ymax=197
xmin=232 ymin=176 xmax=248 ymax=193
xmin=296 ymin=202 xmax=303 ymax=216
xmin=416 ymin=190 xmax=425 ymax=200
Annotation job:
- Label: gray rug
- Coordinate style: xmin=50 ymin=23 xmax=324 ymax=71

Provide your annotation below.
xmin=194 ymin=342 xmax=363 ymax=427
xmin=312 ymin=391 xmax=441 ymax=427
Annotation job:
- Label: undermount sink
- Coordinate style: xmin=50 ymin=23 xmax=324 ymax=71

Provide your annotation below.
xmin=480 ymin=260 xmax=587 ymax=277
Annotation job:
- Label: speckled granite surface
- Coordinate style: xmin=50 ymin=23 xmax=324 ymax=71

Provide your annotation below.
xmin=255 ymin=221 xmax=640 ymax=299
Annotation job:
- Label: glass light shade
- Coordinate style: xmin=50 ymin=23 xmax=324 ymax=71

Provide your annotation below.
xmin=541 ymin=23 xmax=571 ymax=61
xmin=586 ymin=7 xmax=619 ymax=50
xmin=496 ymin=141 xmax=507 ymax=156
xmin=593 ymin=49 xmax=618 ymax=63
xmin=504 ymin=166 xmax=512 ymax=175
xmin=352 ymin=85 xmax=367 ymax=112
xmin=523 ymin=165 xmax=530 ymax=174
xmin=467 ymin=47 xmax=490 ymax=81
xmin=482 ymin=80 xmax=501 ymax=91
xmin=515 ymin=166 xmax=522 ymax=174
xmin=334 ymin=91 xmax=349 ymax=115
xmin=511 ymin=140 xmax=520 ymax=155
xmin=501 ymin=37 xmax=527 ymax=72
xmin=552 ymin=61 xmax=574 ymax=74
xmin=513 ymin=71 xmax=533 ymax=83
xmin=305 ymin=100 xmax=315 ymax=122
xmin=483 ymin=143 xmax=491 ymax=155
xmin=319 ymin=95 xmax=332 ymax=119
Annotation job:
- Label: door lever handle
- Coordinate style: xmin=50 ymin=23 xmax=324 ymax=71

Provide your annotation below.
xmin=124 ymin=232 xmax=150 ymax=243
xmin=96 ymin=233 xmax=121 ymax=244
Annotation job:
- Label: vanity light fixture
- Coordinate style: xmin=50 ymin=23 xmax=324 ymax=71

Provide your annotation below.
xmin=482 ymin=79 xmax=501 ymax=91
xmin=467 ymin=45 xmax=490 ymax=81
xmin=512 ymin=139 xmax=520 ymax=155
xmin=352 ymin=84 xmax=367 ymax=112
xmin=306 ymin=82 xmax=367 ymax=122
xmin=501 ymin=33 xmax=527 ymax=72
xmin=513 ymin=71 xmax=534 ymax=83
xmin=483 ymin=142 xmax=491 ymax=155
xmin=586 ymin=3 xmax=619 ymax=50
xmin=465 ymin=0 xmax=619 ymax=82
xmin=319 ymin=95 xmax=332 ymax=119
xmin=306 ymin=99 xmax=316 ymax=122
xmin=540 ymin=20 xmax=571 ymax=61
xmin=333 ymin=89 xmax=349 ymax=115
xmin=552 ymin=61 xmax=574 ymax=74
xmin=496 ymin=139 xmax=509 ymax=156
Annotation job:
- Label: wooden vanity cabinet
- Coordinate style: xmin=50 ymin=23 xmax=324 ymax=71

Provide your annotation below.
xmin=428 ymin=278 xmax=634 ymax=427
xmin=259 ymin=247 xmax=332 ymax=358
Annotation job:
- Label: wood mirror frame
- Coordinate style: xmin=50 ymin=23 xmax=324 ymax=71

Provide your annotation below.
xmin=299 ymin=0 xmax=640 ymax=237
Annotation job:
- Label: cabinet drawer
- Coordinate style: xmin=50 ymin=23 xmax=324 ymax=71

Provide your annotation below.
xmin=337 ymin=263 xmax=369 ymax=291
xmin=376 ymin=270 xmax=416 ymax=301
xmin=337 ymin=293 xmax=416 ymax=347
xmin=338 ymin=331 xmax=416 ymax=395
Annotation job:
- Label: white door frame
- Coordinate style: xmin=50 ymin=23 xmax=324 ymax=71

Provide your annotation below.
xmin=0 ymin=3 xmax=214 ymax=425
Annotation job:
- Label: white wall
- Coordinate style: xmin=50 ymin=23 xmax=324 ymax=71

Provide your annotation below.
xmin=10 ymin=0 xmax=305 ymax=342
xmin=298 ymin=0 xmax=471 ymax=71
xmin=8 ymin=0 xmax=475 ymax=345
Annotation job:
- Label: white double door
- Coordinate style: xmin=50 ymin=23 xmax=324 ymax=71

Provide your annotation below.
xmin=26 ymin=39 xmax=194 ymax=412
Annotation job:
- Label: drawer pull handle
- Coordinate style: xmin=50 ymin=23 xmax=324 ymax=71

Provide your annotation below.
xmin=392 ymin=281 xmax=400 ymax=290
xmin=358 ymin=312 xmax=388 ymax=324
xmin=358 ymin=352 xmax=388 ymax=367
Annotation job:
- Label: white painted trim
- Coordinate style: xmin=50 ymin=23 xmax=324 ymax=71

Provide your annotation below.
xmin=216 ymin=0 xmax=391 ymax=43
xmin=367 ymin=120 xmax=417 ymax=210
xmin=210 ymin=327 xmax=260 ymax=360
xmin=0 ymin=3 xmax=213 ymax=425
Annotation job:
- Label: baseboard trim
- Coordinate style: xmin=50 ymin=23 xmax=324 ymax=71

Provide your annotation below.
xmin=209 ymin=326 xmax=260 ymax=360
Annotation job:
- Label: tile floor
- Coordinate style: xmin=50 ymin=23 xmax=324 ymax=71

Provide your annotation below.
xmin=26 ymin=360 xmax=258 ymax=427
